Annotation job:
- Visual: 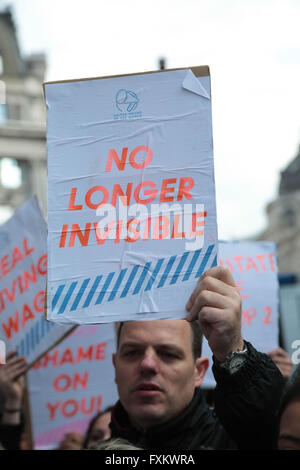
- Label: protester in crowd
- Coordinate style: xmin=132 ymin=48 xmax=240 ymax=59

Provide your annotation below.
xmin=19 ymin=431 xmax=31 ymax=450
xmin=83 ymin=406 xmax=112 ymax=449
xmin=57 ymin=406 xmax=113 ymax=450
xmin=58 ymin=431 xmax=84 ymax=450
xmin=267 ymin=347 xmax=293 ymax=381
xmin=277 ymin=363 xmax=300 ymax=450
xmin=110 ymin=265 xmax=285 ymax=450
xmin=0 ymin=350 xmax=27 ymax=450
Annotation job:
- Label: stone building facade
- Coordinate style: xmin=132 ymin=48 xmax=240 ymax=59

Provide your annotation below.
xmin=0 ymin=8 xmax=46 ymax=222
xmin=260 ymin=147 xmax=300 ymax=273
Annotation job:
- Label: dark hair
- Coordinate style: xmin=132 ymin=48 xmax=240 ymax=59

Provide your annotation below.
xmin=116 ymin=320 xmax=203 ymax=360
xmin=277 ymin=364 xmax=300 ymax=423
xmin=82 ymin=406 xmax=113 ymax=449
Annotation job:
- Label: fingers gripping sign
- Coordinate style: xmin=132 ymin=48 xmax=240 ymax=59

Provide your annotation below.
xmin=186 ymin=266 xmax=244 ymax=361
xmin=0 ymin=350 xmax=27 ymax=401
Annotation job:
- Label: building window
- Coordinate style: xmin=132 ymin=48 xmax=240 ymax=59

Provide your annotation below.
xmin=281 ymin=207 xmax=296 ymax=228
xmin=0 ymin=158 xmax=22 ymax=189
xmin=0 ymin=75 xmax=7 ymax=125
xmin=7 ymin=103 xmax=21 ymax=121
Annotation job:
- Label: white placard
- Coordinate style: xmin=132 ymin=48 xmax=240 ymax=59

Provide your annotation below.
xmin=45 ymin=68 xmax=218 ymax=325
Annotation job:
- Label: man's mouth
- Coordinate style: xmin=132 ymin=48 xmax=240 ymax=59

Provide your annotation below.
xmin=134 ymin=382 xmax=163 ymax=394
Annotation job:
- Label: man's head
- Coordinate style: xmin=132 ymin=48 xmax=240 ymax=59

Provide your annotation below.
xmin=113 ymin=319 xmax=208 ymax=430
xmin=277 ymin=364 xmax=300 ymax=450
xmin=83 ymin=407 xmax=112 ymax=449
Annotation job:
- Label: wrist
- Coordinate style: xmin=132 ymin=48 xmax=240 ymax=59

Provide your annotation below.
xmin=213 ymin=341 xmax=248 ymax=375
xmin=213 ymin=337 xmax=245 ymax=362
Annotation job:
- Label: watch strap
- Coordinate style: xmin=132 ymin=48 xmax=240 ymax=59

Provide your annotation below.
xmin=214 ymin=342 xmax=248 ymax=374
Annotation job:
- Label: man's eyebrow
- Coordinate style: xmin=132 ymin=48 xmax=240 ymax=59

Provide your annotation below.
xmin=278 ymin=434 xmax=300 ymax=445
xmin=119 ymin=342 xmax=184 ymax=354
xmin=157 ymin=344 xmax=184 ymax=354
xmin=119 ymin=341 xmax=144 ymax=350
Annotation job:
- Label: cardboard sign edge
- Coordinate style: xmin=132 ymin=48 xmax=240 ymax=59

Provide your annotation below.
xmin=43 ymin=65 xmax=210 ymax=90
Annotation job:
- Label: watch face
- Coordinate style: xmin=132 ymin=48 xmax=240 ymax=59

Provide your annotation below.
xmin=229 ymin=355 xmax=247 ymax=374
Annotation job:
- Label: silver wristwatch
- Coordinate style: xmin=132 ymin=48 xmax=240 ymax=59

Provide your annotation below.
xmin=217 ymin=343 xmax=248 ymax=375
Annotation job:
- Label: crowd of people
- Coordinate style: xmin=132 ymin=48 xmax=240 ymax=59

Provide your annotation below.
xmin=0 ymin=265 xmax=299 ymax=451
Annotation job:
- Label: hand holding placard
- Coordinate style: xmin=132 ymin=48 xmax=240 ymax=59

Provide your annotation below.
xmin=0 ymin=350 xmax=27 ymax=425
xmin=200 ymin=241 xmax=279 ymax=389
xmin=186 ymin=265 xmax=243 ymax=361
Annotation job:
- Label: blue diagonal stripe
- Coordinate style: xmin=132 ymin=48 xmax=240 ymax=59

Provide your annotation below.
xmin=41 ymin=316 xmax=45 ymax=339
xmin=121 ymin=265 xmax=139 ymax=298
xmin=133 ymin=262 xmax=151 ymax=295
xmin=211 ymin=254 xmax=218 ymax=268
xmin=50 ymin=246 xmax=217 ymax=315
xmin=182 ymin=249 xmax=202 ymax=281
xmin=30 ymin=327 xmax=35 ymax=351
xmin=52 ymin=284 xmax=65 ymax=311
xmin=95 ymin=272 xmax=114 ymax=305
xmin=157 ymin=256 xmax=177 ymax=288
xmin=170 ymin=252 xmax=189 ymax=285
xmin=58 ymin=281 xmax=77 ymax=314
xmin=145 ymin=258 xmax=164 ymax=291
xmin=35 ymin=321 xmax=40 ymax=345
xmin=108 ymin=269 xmax=127 ymax=301
xmin=70 ymin=278 xmax=90 ymax=311
xmin=83 ymin=275 xmax=102 ymax=308
xmin=26 ymin=333 xmax=30 ymax=356
xmin=195 ymin=244 xmax=214 ymax=278
xmin=46 ymin=319 xmax=52 ymax=332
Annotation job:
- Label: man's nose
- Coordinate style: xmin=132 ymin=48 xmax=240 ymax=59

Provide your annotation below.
xmin=140 ymin=348 xmax=159 ymax=373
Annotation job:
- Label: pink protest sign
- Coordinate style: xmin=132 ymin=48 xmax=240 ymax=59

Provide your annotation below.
xmin=27 ymin=323 xmax=118 ymax=449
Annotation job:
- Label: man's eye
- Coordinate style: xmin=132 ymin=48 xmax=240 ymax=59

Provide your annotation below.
xmin=123 ymin=350 xmax=138 ymax=357
xmin=160 ymin=351 xmax=178 ymax=360
xmin=90 ymin=432 xmax=103 ymax=442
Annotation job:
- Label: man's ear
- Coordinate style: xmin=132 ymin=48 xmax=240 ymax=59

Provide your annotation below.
xmin=194 ymin=356 xmax=209 ymax=388
xmin=112 ymin=353 xmax=117 ymax=384
xmin=112 ymin=353 xmax=117 ymax=368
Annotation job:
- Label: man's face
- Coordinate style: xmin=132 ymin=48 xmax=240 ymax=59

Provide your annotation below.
xmin=113 ymin=319 xmax=207 ymax=430
xmin=278 ymin=399 xmax=300 ymax=450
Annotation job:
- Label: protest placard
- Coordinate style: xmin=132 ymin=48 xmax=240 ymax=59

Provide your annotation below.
xmin=45 ymin=66 xmax=218 ymax=324
xmin=0 ymin=197 xmax=73 ymax=366
xmin=27 ymin=323 xmax=118 ymax=449
xmin=202 ymin=240 xmax=279 ymax=388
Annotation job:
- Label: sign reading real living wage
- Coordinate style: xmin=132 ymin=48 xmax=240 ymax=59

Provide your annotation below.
xmin=0 ymin=197 xmax=72 ymax=366
xmin=45 ymin=66 xmax=218 ymax=324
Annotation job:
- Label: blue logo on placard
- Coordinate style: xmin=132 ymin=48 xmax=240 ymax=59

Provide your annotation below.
xmin=116 ymin=89 xmax=139 ymax=113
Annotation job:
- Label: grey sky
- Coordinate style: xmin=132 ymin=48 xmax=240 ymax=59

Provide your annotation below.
xmin=4 ymin=0 xmax=300 ymax=240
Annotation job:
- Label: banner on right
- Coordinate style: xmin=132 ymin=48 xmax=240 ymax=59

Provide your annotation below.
xmin=202 ymin=240 xmax=279 ymax=388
